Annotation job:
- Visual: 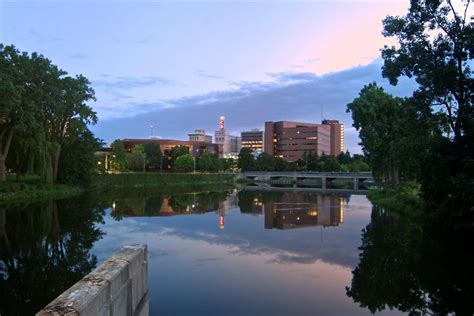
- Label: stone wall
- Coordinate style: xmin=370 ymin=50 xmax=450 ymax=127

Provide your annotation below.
xmin=37 ymin=244 xmax=148 ymax=316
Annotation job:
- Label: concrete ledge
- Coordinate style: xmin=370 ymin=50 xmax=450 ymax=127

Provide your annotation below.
xmin=37 ymin=244 xmax=148 ymax=316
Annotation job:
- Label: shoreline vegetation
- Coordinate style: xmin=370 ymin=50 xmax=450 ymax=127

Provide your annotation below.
xmin=367 ymin=182 xmax=423 ymax=211
xmin=0 ymin=173 xmax=236 ymax=204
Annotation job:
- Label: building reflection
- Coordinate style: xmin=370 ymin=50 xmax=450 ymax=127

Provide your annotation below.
xmin=111 ymin=191 xmax=238 ymax=230
xmin=240 ymin=192 xmax=345 ymax=230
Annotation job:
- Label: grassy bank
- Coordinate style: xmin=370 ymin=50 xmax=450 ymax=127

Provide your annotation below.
xmin=91 ymin=172 xmax=236 ymax=191
xmin=367 ymin=181 xmax=423 ymax=210
xmin=0 ymin=179 xmax=82 ymax=204
xmin=0 ymin=173 xmax=236 ymax=203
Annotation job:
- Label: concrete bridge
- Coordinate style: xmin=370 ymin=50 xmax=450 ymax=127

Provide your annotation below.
xmin=242 ymin=171 xmax=374 ymax=190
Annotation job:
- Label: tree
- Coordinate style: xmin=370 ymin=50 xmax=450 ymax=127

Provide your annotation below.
xmin=196 ymin=152 xmax=213 ymax=171
xmin=0 ymin=45 xmax=51 ymax=182
xmin=169 ymin=145 xmax=189 ymax=169
xmin=57 ymin=125 xmax=102 ymax=185
xmin=337 ymin=150 xmax=352 ymax=165
xmin=256 ymin=152 xmax=276 ymax=171
xmin=381 ymin=1 xmax=474 ymax=227
xmin=126 ymin=145 xmax=146 ymax=172
xmin=237 ymin=148 xmax=255 ymax=171
xmin=382 ymin=0 xmax=474 ymax=141
xmin=347 ymin=83 xmax=437 ymax=184
xmin=111 ymin=139 xmax=128 ymax=171
xmin=174 ymin=154 xmax=194 ymax=172
xmin=144 ymin=143 xmax=162 ymax=171
xmin=43 ymin=75 xmax=97 ymax=182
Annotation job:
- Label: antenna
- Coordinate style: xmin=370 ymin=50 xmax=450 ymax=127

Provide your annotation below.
xmin=149 ymin=124 xmax=155 ymax=138
xmin=320 ymin=104 xmax=323 ymax=122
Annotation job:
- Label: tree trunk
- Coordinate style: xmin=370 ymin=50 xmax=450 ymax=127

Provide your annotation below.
xmin=52 ymin=149 xmax=60 ymax=182
xmin=0 ymin=128 xmax=14 ymax=182
xmin=0 ymin=157 xmax=6 ymax=182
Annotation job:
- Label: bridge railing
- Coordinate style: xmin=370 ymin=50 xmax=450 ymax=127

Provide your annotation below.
xmin=243 ymin=171 xmax=373 ymax=178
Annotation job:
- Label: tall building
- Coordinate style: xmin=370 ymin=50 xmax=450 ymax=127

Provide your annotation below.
xmin=263 ymin=120 xmax=343 ymax=161
xmin=322 ymin=120 xmax=344 ymax=156
xmin=214 ymin=116 xmax=241 ymax=158
xmin=241 ymin=129 xmax=264 ymax=152
xmin=188 ymin=129 xmax=213 ymax=143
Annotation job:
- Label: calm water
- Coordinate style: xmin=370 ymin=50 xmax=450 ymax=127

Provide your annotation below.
xmin=1 ymin=188 xmax=472 ymax=315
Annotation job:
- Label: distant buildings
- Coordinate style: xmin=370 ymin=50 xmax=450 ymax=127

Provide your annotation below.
xmin=263 ymin=120 xmax=344 ymax=161
xmin=188 ymin=129 xmax=213 ymax=143
xmin=214 ymin=116 xmax=241 ymax=159
xmin=110 ymin=116 xmax=344 ymax=165
xmin=122 ymin=138 xmax=220 ymax=169
xmin=241 ymin=129 xmax=264 ymax=153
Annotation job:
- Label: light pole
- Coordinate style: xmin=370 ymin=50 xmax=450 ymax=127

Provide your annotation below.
xmin=193 ymin=156 xmax=196 ymax=173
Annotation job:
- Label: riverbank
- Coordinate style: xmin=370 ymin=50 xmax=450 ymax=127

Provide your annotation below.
xmin=0 ymin=180 xmax=83 ymax=204
xmin=0 ymin=173 xmax=236 ymax=203
xmin=91 ymin=173 xmax=236 ymax=191
xmin=367 ymin=181 xmax=423 ymax=210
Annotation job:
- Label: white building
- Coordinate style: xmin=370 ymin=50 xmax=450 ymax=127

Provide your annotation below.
xmin=214 ymin=116 xmax=241 ymax=159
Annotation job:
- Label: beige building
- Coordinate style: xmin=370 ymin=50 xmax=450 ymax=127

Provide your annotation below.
xmin=264 ymin=120 xmax=344 ymax=161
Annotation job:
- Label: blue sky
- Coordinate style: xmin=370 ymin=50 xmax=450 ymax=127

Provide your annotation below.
xmin=1 ymin=0 xmax=415 ymax=153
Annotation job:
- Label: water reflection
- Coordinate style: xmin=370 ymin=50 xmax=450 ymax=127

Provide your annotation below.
xmin=347 ymin=205 xmax=474 ymax=315
xmin=0 ymin=189 xmax=472 ymax=315
xmin=0 ymin=198 xmax=105 ymax=315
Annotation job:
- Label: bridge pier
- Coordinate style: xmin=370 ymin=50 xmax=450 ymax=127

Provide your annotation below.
xmin=353 ymin=178 xmax=359 ymax=190
xmin=322 ymin=176 xmax=326 ymax=189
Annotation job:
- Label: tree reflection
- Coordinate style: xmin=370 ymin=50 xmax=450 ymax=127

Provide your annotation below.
xmin=347 ymin=205 xmax=474 ymax=314
xmin=0 ymin=197 xmax=105 ymax=315
xmin=110 ymin=190 xmax=231 ymax=219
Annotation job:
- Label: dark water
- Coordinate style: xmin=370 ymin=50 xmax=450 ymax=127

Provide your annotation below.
xmin=0 ymin=188 xmax=472 ymax=315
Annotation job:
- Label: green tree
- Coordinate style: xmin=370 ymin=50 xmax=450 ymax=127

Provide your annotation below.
xmin=111 ymin=139 xmax=128 ymax=171
xmin=219 ymin=158 xmax=233 ymax=172
xmin=169 ymin=145 xmax=189 ymax=169
xmin=57 ymin=126 xmax=102 ymax=185
xmin=347 ymin=83 xmax=436 ymax=184
xmin=319 ymin=155 xmax=341 ymax=172
xmin=0 ymin=45 xmax=51 ymax=182
xmin=174 ymin=154 xmax=194 ymax=172
xmin=382 ymin=0 xmax=473 ymax=140
xmin=126 ymin=145 xmax=146 ymax=172
xmin=256 ymin=152 xmax=276 ymax=171
xmin=237 ymin=148 xmax=255 ymax=171
xmin=196 ymin=152 xmax=213 ymax=171
xmin=44 ymin=75 xmax=97 ymax=182
xmin=144 ymin=143 xmax=162 ymax=171
xmin=337 ymin=150 xmax=352 ymax=165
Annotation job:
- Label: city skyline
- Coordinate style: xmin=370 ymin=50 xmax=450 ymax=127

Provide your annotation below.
xmin=1 ymin=0 xmax=417 ymax=153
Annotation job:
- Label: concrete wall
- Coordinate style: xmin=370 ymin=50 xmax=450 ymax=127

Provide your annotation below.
xmin=37 ymin=244 xmax=148 ymax=316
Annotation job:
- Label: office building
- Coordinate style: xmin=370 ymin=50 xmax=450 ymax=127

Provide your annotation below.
xmin=188 ymin=129 xmax=213 ymax=143
xmin=241 ymin=129 xmax=264 ymax=152
xmin=322 ymin=120 xmax=344 ymax=156
xmin=263 ymin=120 xmax=343 ymax=161
xmin=214 ymin=116 xmax=241 ymax=158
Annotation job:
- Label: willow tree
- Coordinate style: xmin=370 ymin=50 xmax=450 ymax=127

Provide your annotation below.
xmin=0 ymin=45 xmax=59 ymax=182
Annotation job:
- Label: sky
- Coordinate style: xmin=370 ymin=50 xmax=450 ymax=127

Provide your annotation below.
xmin=1 ymin=0 xmax=416 ymax=153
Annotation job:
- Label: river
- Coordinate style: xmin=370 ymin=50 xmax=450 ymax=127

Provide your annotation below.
xmin=0 ymin=187 xmax=472 ymax=315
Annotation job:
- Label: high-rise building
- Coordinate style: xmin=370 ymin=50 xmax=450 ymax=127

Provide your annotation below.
xmin=264 ymin=120 xmax=343 ymax=161
xmin=214 ymin=116 xmax=241 ymax=158
xmin=188 ymin=129 xmax=213 ymax=143
xmin=241 ymin=129 xmax=264 ymax=152
xmin=322 ymin=120 xmax=344 ymax=156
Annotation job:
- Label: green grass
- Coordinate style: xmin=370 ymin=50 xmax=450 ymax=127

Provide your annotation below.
xmin=367 ymin=181 xmax=423 ymax=210
xmin=0 ymin=178 xmax=82 ymax=204
xmin=91 ymin=172 xmax=236 ymax=191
